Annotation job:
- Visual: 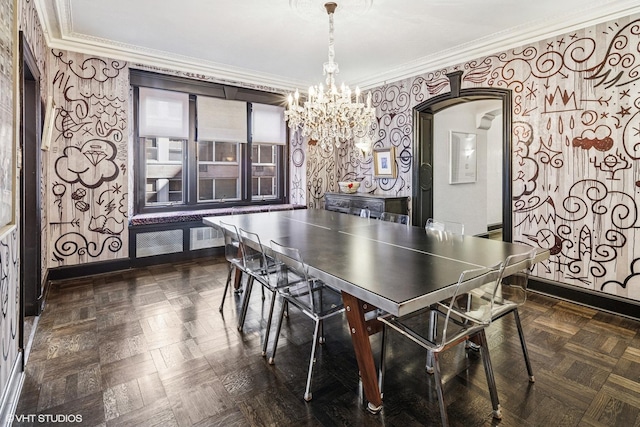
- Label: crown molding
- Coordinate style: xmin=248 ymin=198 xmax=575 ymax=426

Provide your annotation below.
xmin=357 ymin=2 xmax=640 ymax=89
xmin=35 ymin=0 xmax=640 ymax=92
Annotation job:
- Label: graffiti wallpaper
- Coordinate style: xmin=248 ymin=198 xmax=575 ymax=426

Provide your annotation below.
xmin=46 ymin=50 xmax=129 ymax=265
xmin=0 ymin=0 xmax=19 ymax=409
xmin=300 ymin=14 xmax=640 ymax=302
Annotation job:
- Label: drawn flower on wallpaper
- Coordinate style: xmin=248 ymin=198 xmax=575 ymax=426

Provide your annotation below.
xmin=54 ymin=139 xmax=119 ymax=189
xmin=572 ymin=125 xmax=614 ymax=151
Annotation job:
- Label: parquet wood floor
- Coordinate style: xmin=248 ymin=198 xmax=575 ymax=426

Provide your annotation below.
xmin=13 ymin=255 xmax=640 ymax=426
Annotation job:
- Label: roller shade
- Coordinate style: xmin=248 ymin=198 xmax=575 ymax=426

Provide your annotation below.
xmin=139 ymin=87 xmax=189 ymax=138
xmin=197 ymin=96 xmax=247 ymax=143
xmin=252 ymin=103 xmax=286 ymax=145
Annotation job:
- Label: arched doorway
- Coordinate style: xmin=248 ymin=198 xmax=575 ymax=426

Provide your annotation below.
xmin=412 ymin=71 xmax=513 ymax=241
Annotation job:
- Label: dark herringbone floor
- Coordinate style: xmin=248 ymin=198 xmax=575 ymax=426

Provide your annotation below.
xmin=13 ymin=255 xmax=640 ymax=426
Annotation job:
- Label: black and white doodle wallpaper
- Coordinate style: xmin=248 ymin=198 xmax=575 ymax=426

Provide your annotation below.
xmin=297 ymin=13 xmax=640 ymax=302
xmin=47 ymin=50 xmax=129 ymax=265
xmin=0 ymin=0 xmax=19 ymax=409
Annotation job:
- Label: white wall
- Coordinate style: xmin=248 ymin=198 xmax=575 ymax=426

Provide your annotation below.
xmin=433 ymin=100 xmax=502 ymax=236
xmin=486 ymin=111 xmax=503 ymax=226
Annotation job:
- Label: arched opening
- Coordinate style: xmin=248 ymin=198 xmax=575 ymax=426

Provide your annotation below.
xmin=412 ymin=71 xmax=512 ymax=241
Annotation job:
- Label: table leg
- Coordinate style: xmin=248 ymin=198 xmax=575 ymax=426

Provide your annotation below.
xmin=234 ymin=245 xmax=243 ymax=290
xmin=341 ymin=291 xmax=383 ymax=413
xmin=233 ymin=269 xmax=242 ymax=290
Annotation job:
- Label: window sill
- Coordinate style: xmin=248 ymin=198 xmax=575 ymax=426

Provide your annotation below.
xmin=130 ymin=204 xmax=306 ymax=226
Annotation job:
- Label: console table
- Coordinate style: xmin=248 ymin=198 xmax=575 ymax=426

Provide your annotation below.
xmin=324 ymin=192 xmax=408 ymax=219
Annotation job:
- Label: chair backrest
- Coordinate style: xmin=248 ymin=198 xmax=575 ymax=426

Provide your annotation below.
xmin=270 ymin=240 xmax=316 ymax=312
xmin=219 ymin=221 xmax=243 ymax=265
xmin=449 ymin=248 xmax=536 ymax=328
xmin=495 ymin=248 xmax=537 ymax=307
xmin=238 ymin=227 xmax=270 ymax=274
xmin=438 ymin=266 xmax=501 ymax=347
xmin=425 ymin=218 xmax=465 ymax=235
xmin=349 ymin=207 xmax=371 ymax=218
xmin=379 ymin=212 xmax=410 ymax=225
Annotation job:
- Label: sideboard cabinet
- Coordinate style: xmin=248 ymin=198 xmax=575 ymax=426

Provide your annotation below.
xmin=324 ymin=192 xmax=409 ymax=219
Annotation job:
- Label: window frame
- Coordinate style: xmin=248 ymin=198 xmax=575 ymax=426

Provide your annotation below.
xmin=132 ymin=70 xmax=288 ymax=214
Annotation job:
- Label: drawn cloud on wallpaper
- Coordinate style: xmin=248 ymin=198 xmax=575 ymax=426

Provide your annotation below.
xmin=54 ymin=139 xmax=119 ymax=188
xmin=572 ymin=125 xmax=614 ymax=151
xmin=601 ymin=258 xmax=640 ymax=295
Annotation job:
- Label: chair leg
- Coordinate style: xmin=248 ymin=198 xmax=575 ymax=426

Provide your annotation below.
xmin=513 ymin=308 xmax=535 ymax=382
xmin=432 ymin=352 xmax=449 ymax=427
xmin=261 ymin=289 xmax=277 ymax=357
xmin=268 ymin=297 xmax=287 ymax=365
xmin=219 ymin=265 xmax=234 ymax=312
xmin=237 ymin=276 xmax=254 ymax=331
xmin=476 ymin=330 xmax=502 ymax=420
xmin=378 ymin=324 xmax=387 ymax=399
xmin=304 ymin=319 xmax=321 ymax=402
xmin=426 ymin=308 xmax=437 ymax=374
xmin=318 ymin=319 xmax=325 ymax=344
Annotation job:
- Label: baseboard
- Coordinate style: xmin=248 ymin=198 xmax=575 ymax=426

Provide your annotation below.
xmin=530 ymin=277 xmax=640 ymax=321
xmin=0 ymin=354 xmax=24 ymax=427
xmin=48 ymin=258 xmax=133 ymax=282
xmin=47 ymin=247 xmax=224 ymax=283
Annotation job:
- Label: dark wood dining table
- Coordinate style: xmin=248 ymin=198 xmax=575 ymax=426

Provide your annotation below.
xmin=203 ymin=209 xmax=549 ymax=412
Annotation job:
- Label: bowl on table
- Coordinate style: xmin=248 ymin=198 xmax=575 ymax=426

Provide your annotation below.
xmin=338 ymin=181 xmax=360 ymax=193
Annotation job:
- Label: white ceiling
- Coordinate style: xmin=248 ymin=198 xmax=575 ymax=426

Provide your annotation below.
xmin=35 ymin=0 xmax=640 ymax=92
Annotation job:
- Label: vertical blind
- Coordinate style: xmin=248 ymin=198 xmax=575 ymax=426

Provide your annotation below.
xmin=197 ymin=96 xmax=248 ymax=143
xmin=252 ymin=104 xmax=286 ymax=145
xmin=139 ymin=87 xmax=190 ymax=138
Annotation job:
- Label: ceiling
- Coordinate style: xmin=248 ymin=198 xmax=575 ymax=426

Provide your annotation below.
xmin=36 ymin=0 xmax=640 ymax=92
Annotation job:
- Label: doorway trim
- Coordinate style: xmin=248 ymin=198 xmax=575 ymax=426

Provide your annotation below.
xmin=412 ymin=71 xmax=512 ymax=241
xmin=19 ymin=32 xmax=43 ymax=321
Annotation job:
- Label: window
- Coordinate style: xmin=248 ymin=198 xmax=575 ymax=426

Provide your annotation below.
xmin=132 ymin=71 xmax=287 ymax=213
xmin=144 ymin=137 xmax=185 ymax=204
xmin=198 ymin=141 xmax=239 ymax=201
xmin=252 ymin=143 xmax=277 ymax=199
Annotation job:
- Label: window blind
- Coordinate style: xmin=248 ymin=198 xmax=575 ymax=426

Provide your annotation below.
xmin=139 ymin=87 xmax=189 ymax=138
xmin=197 ymin=96 xmax=248 ymax=143
xmin=252 ymin=103 xmax=286 ymax=145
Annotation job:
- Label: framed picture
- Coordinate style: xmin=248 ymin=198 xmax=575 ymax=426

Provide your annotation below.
xmin=449 ymin=131 xmax=477 ymax=184
xmin=373 ymin=147 xmax=397 ymax=179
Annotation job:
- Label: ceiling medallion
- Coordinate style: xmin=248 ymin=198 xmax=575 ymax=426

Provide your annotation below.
xmin=289 ymin=0 xmax=373 ymax=22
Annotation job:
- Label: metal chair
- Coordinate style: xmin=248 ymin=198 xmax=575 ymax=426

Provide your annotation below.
xmin=378 ymin=266 xmax=503 ymax=426
xmin=447 ymin=248 xmax=538 ymax=382
xmin=425 ymin=218 xmax=465 ymax=235
xmin=268 ymin=240 xmax=345 ymax=401
xmin=379 ymin=211 xmax=410 ymax=225
xmin=236 ymin=228 xmax=281 ymax=356
xmin=218 ymin=221 xmax=244 ymax=312
xmin=349 ymin=207 xmax=371 ymax=218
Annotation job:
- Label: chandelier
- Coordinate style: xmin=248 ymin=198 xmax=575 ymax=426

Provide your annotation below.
xmin=285 ymin=2 xmax=376 ymax=152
